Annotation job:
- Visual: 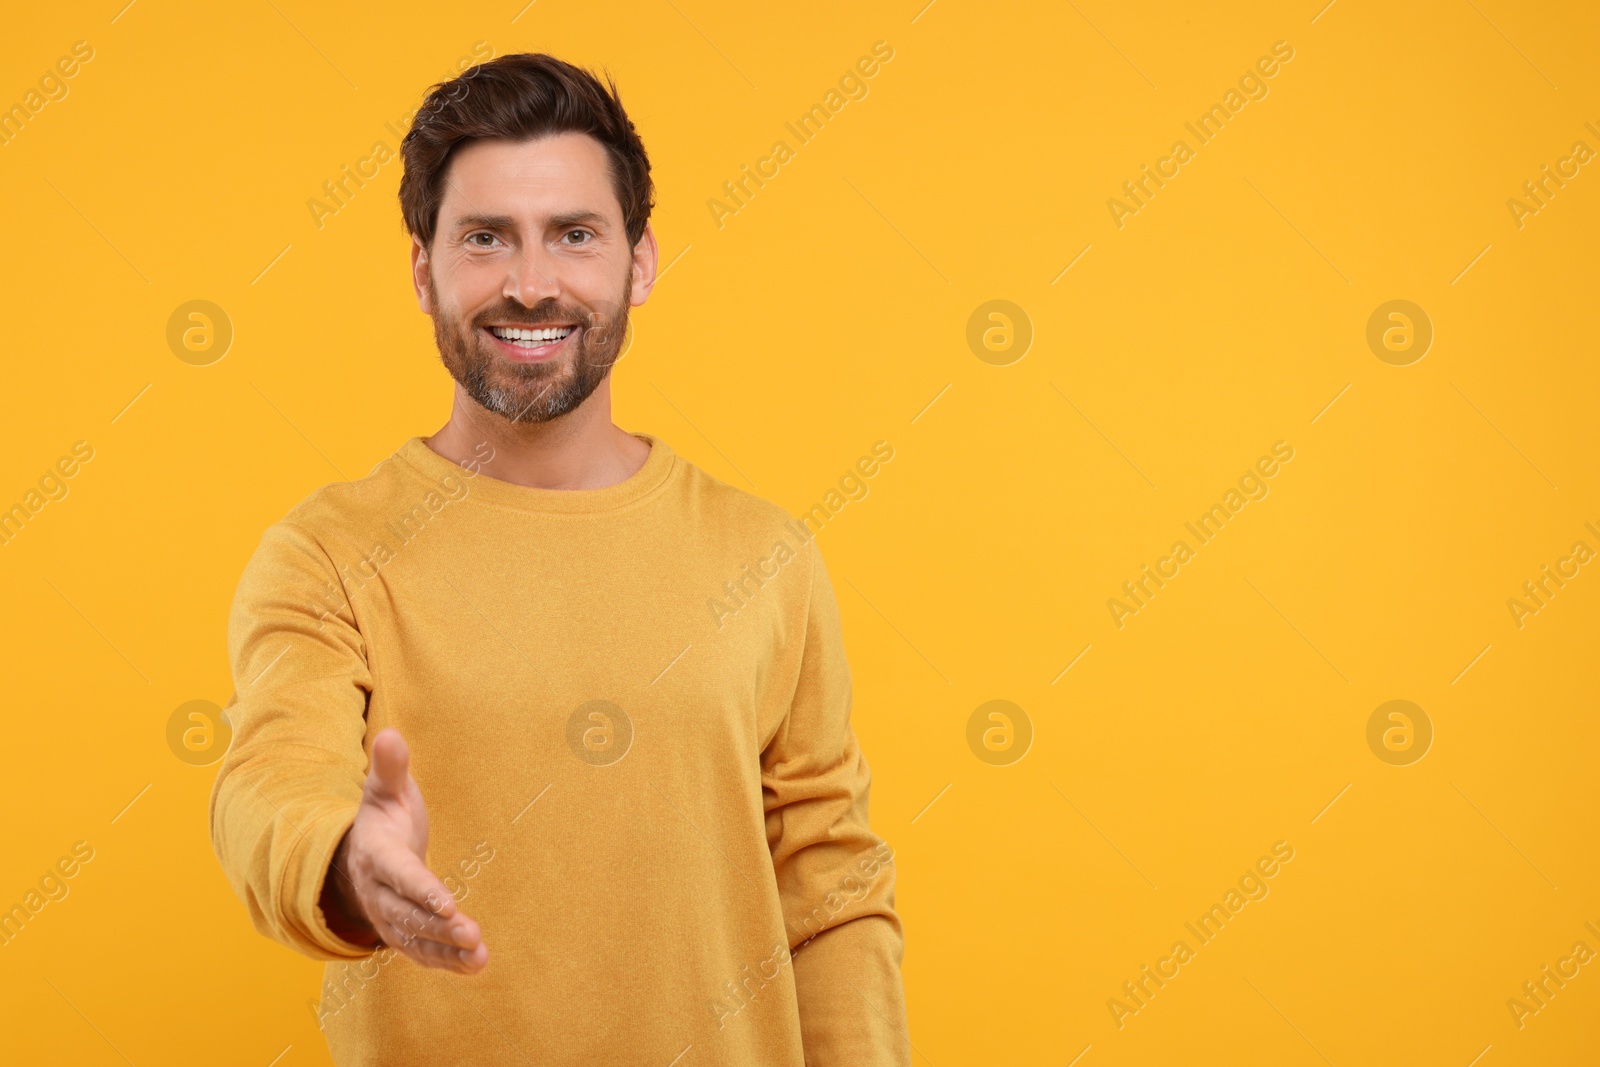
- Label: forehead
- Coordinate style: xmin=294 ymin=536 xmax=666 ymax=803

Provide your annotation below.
xmin=436 ymin=132 xmax=619 ymax=226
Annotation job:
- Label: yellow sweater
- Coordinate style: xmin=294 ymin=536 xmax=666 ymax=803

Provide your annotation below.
xmin=208 ymin=432 xmax=910 ymax=1066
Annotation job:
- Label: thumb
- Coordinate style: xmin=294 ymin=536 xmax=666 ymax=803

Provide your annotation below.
xmin=368 ymin=728 xmax=412 ymax=801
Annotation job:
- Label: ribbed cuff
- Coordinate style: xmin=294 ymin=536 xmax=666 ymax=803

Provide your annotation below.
xmin=282 ymin=803 xmax=375 ymax=960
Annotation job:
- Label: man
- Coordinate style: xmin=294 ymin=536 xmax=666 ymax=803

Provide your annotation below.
xmin=208 ymin=52 xmax=910 ymax=1066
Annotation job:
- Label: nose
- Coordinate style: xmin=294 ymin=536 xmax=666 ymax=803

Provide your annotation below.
xmin=504 ymin=245 xmax=561 ymax=308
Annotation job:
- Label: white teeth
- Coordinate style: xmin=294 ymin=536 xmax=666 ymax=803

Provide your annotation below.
xmin=490 ymin=325 xmax=574 ymax=344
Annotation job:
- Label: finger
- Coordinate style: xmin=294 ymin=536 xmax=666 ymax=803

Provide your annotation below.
xmin=371 ymin=884 xmax=455 ymax=949
xmin=380 ymin=916 xmax=487 ymax=974
xmin=369 ymin=842 xmax=458 ymax=921
xmin=368 ymin=728 xmax=411 ymax=801
xmin=378 ymin=917 xmax=484 ymax=974
xmin=370 ymin=883 xmax=481 ymax=951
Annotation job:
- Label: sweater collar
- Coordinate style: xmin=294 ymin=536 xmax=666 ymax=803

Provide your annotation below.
xmin=394 ymin=431 xmax=677 ymax=515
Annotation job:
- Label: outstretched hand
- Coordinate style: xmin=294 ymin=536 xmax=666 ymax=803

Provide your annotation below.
xmin=321 ymin=728 xmax=488 ymax=974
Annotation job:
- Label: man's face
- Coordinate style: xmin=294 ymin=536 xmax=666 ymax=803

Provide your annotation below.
xmin=414 ymin=132 xmax=653 ymax=424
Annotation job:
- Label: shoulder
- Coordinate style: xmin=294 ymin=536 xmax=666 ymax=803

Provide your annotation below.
xmin=257 ymin=443 xmax=427 ymax=554
xmin=671 ymin=448 xmax=818 ymax=559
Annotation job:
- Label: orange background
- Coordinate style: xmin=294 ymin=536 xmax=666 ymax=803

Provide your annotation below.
xmin=1 ymin=0 xmax=1597 ymax=1063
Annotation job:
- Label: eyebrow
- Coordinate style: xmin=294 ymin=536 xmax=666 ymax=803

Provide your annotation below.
xmin=451 ymin=210 xmax=609 ymax=233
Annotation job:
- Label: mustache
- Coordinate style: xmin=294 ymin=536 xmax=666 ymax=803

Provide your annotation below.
xmin=473 ymin=302 xmax=597 ymax=329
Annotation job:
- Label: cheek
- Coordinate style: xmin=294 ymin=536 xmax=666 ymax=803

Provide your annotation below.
xmin=438 ymin=260 xmax=507 ymax=317
xmin=571 ymin=267 xmax=630 ymax=312
xmin=434 ymin=299 xmax=476 ymax=341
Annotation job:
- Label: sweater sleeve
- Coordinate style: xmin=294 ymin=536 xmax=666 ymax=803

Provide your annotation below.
xmin=208 ymin=518 xmax=377 ymax=961
xmin=762 ymin=539 xmax=911 ymax=1066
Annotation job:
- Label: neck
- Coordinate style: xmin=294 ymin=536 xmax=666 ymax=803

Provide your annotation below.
xmin=423 ymin=378 xmax=651 ymax=490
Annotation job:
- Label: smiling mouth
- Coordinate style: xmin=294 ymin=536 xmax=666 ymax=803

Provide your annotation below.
xmin=486 ymin=324 xmax=576 ymax=349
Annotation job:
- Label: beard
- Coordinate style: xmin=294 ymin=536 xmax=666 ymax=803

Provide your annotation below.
xmin=430 ymin=272 xmax=632 ymax=425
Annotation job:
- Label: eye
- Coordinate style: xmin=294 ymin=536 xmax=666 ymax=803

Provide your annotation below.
xmin=467 ymin=232 xmax=500 ymax=248
xmin=561 ymin=229 xmax=592 ymax=245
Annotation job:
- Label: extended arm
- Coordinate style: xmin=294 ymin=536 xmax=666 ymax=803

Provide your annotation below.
xmin=208 ymin=520 xmax=484 ymax=972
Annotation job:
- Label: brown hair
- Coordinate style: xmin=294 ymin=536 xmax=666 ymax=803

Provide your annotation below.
xmin=398 ymin=53 xmax=654 ymax=250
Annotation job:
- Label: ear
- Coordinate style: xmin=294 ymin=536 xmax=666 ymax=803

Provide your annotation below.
xmin=628 ymin=222 xmax=659 ymax=308
xmin=411 ymin=237 xmax=433 ymax=313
